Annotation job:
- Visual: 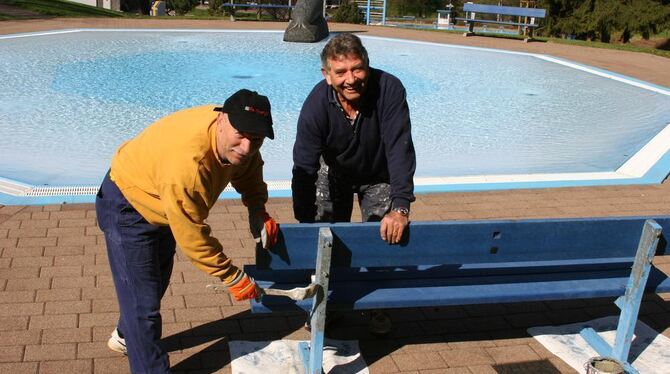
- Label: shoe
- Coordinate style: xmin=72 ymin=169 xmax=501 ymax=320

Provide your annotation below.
xmin=368 ymin=310 xmax=392 ymax=336
xmin=107 ymin=328 xmax=127 ymax=355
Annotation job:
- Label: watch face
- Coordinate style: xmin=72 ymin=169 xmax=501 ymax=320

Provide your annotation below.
xmin=394 ymin=207 xmax=409 ymax=216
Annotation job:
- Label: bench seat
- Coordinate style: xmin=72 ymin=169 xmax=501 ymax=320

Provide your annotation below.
xmin=454 ymin=17 xmax=539 ymax=28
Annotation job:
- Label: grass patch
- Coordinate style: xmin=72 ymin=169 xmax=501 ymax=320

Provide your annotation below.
xmin=160 ymin=7 xmax=228 ymax=20
xmin=2 ymin=0 xmax=125 ymax=18
xmin=186 ymin=8 xmax=212 ymax=18
xmin=655 ymin=29 xmax=670 ymax=38
xmin=542 ymin=36 xmax=670 ymax=59
xmin=140 ymin=7 xmax=287 ymax=21
xmin=173 ymin=10 xmax=286 ymax=21
xmin=400 ymin=25 xmax=670 ymax=59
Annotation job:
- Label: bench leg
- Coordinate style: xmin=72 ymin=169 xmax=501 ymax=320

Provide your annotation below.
xmin=463 ymin=21 xmax=474 ymax=37
xmin=523 ymin=27 xmax=534 ymax=43
xmin=612 ymin=220 xmax=661 ymax=360
xmin=579 ymin=219 xmax=662 ymax=373
xmin=299 ymin=227 xmax=333 ymax=374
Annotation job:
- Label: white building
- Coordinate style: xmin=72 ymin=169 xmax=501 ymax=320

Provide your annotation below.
xmin=69 ymin=0 xmax=121 ymax=11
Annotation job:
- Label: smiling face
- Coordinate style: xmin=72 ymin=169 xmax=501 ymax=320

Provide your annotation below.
xmin=216 ymin=113 xmax=264 ymax=165
xmin=322 ymin=53 xmax=369 ymax=107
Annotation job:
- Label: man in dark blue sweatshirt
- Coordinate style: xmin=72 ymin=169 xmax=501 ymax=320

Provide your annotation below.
xmin=292 ymin=32 xmax=416 ymax=244
xmin=291 ymin=33 xmax=417 ymax=334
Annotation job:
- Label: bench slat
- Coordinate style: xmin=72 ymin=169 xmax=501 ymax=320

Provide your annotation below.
xmin=257 ymin=217 xmax=670 ymax=270
xmin=455 ymin=17 xmax=540 ymax=27
xmin=251 ymin=267 xmax=670 ymax=313
xmin=463 ymin=3 xmax=546 ymax=18
xmin=247 ymin=257 xmax=636 ymax=283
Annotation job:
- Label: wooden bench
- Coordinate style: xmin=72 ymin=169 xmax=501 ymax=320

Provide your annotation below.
xmin=245 ymin=216 xmax=670 ymax=374
xmin=455 ymin=3 xmax=546 ymax=41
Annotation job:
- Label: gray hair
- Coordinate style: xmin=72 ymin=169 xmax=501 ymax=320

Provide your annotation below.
xmin=320 ymin=33 xmax=369 ymax=69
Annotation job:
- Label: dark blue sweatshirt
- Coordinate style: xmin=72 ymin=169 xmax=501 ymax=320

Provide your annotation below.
xmin=291 ymin=67 xmax=416 ymax=222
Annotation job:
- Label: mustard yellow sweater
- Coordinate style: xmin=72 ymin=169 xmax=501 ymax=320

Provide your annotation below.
xmin=110 ymin=105 xmax=268 ymax=282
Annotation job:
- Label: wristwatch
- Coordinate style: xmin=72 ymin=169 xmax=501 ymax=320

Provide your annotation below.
xmin=392 ymin=207 xmax=410 ymax=217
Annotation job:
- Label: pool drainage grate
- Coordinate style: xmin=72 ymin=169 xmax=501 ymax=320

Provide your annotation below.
xmin=1 ymin=180 xmax=295 ymax=198
xmin=24 ymin=186 xmax=99 ymax=197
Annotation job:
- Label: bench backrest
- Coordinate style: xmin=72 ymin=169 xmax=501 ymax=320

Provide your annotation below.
xmin=463 ymin=3 xmax=546 ymax=18
xmin=257 ymin=216 xmax=670 ymax=271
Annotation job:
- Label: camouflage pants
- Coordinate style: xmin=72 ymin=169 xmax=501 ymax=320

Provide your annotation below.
xmin=315 ymin=158 xmax=391 ymax=223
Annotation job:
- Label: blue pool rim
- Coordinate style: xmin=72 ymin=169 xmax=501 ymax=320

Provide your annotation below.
xmin=1 ymin=28 xmax=669 ymax=205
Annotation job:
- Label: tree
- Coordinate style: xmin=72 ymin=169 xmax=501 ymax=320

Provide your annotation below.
xmin=166 ymin=0 xmax=199 ymax=15
xmin=121 ymin=0 xmax=151 ymax=14
xmin=387 ymin=0 xmax=444 ymax=18
xmin=332 ymin=0 xmax=363 ymax=23
xmin=209 ymin=0 xmax=226 ymax=16
xmin=625 ymin=0 xmax=670 ymax=40
xmin=261 ymin=0 xmax=292 ymax=21
xmin=538 ymin=0 xmax=583 ymax=36
xmin=539 ymin=0 xmax=670 ymax=42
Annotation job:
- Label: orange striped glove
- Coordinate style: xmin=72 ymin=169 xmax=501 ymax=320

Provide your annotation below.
xmin=249 ymin=209 xmax=278 ymax=249
xmin=225 ymin=271 xmax=261 ymax=301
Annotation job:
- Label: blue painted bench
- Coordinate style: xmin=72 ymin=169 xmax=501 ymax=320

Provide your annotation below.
xmin=245 ymin=216 xmax=670 ymax=374
xmin=455 ymin=3 xmax=546 ymax=41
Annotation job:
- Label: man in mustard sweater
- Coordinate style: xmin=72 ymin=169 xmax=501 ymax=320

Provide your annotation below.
xmin=95 ymin=89 xmax=278 ymax=373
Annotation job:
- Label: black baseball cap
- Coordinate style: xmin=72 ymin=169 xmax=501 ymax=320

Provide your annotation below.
xmin=214 ymin=89 xmax=274 ymax=139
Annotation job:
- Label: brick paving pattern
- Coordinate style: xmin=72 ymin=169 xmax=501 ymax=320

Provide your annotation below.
xmin=0 ymin=17 xmax=669 ymax=374
xmin=1 ymin=182 xmax=669 ymax=373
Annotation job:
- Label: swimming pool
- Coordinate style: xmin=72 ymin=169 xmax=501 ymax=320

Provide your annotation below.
xmin=1 ymin=29 xmax=669 ymax=204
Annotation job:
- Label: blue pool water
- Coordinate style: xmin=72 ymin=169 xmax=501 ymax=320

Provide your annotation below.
xmin=1 ymin=30 xmax=669 ymax=188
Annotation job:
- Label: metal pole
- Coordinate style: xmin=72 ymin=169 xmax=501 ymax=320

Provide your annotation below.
xmin=612 ymin=219 xmax=661 ymax=361
xmin=579 ymin=219 xmax=661 ymax=374
xmin=298 ymin=227 xmax=333 ymax=374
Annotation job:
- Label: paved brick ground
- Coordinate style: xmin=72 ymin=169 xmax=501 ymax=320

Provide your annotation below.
xmin=1 ymin=182 xmax=670 ymax=373
xmin=1 ymin=17 xmax=670 ymax=374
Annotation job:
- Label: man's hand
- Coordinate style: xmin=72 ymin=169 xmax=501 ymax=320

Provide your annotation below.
xmin=380 ymin=210 xmax=409 ymax=244
xmin=249 ymin=210 xmax=278 ymax=249
xmin=225 ymin=270 xmax=262 ymax=301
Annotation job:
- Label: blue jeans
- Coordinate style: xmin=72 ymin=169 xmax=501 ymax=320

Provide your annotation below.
xmin=96 ymin=171 xmax=175 ymax=374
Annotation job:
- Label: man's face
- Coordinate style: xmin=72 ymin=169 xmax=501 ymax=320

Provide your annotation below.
xmin=217 ymin=113 xmax=264 ymax=165
xmin=322 ymin=53 xmax=369 ymax=105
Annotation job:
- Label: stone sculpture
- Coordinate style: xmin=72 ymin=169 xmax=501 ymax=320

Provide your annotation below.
xmin=284 ymin=0 xmax=329 ymax=43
